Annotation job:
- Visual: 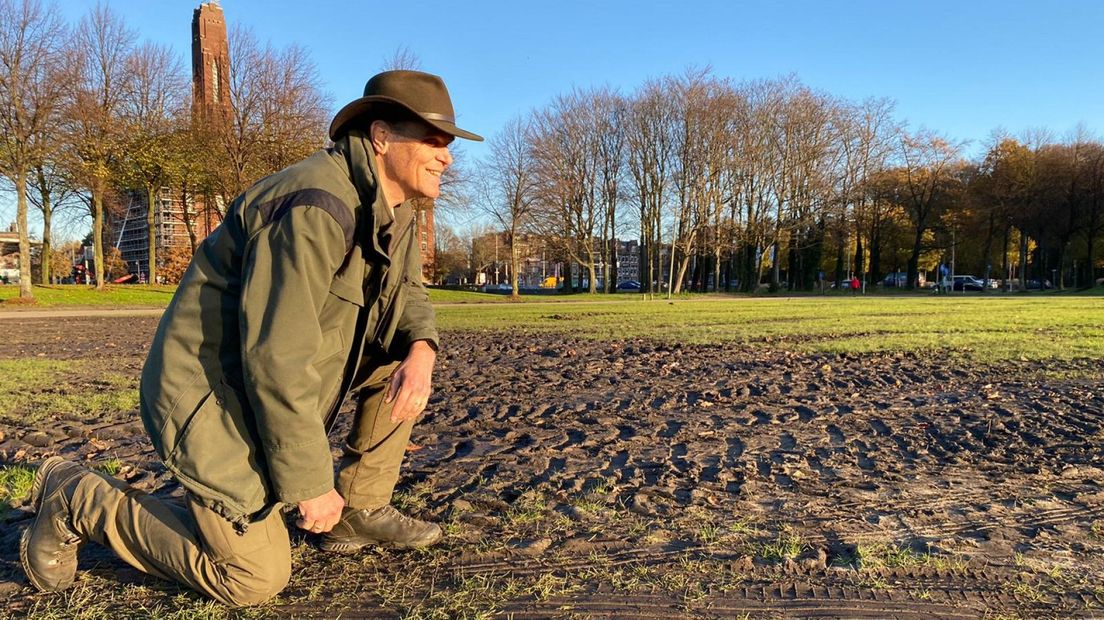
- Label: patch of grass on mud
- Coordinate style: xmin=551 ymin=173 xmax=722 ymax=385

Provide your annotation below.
xmin=852 ymin=542 xmax=966 ymax=572
xmin=0 ymin=359 xmax=139 ymax=425
xmin=759 ymin=530 xmax=805 ymax=563
xmin=436 ymin=296 xmax=1104 ymax=362
xmin=0 ymin=463 xmax=34 ymax=520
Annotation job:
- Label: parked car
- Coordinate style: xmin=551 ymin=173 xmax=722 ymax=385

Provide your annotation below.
xmin=616 ymin=280 xmax=641 ymax=291
xmin=882 ymin=272 xmax=927 ymax=288
xmin=952 ymin=275 xmax=985 ymax=291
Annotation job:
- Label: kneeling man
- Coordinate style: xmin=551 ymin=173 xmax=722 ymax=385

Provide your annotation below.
xmin=21 ymin=70 xmax=482 ymax=605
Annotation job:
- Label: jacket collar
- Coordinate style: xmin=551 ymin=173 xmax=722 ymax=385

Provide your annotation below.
xmin=335 ymin=131 xmax=393 ymax=263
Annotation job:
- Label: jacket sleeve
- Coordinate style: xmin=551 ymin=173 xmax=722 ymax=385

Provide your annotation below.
xmin=239 ymin=206 xmax=346 ymax=505
xmin=392 ymin=231 xmax=439 ymax=352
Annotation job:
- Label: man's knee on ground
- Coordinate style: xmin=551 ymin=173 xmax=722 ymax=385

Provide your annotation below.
xmin=211 ymin=556 xmax=292 ymax=607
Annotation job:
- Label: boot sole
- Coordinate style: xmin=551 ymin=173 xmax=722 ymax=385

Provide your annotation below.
xmin=20 ymin=457 xmax=70 ymax=592
xmin=319 ymin=534 xmax=441 ymax=554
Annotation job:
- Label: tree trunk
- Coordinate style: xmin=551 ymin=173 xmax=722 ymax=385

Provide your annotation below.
xmin=981 ymin=211 xmax=995 ymax=289
xmin=770 ymin=239 xmax=781 ymax=293
xmin=510 ymin=232 xmax=520 ymax=298
xmin=666 ymin=240 xmax=676 ymax=299
xmin=869 ymin=229 xmax=882 ymax=285
xmin=1087 ymin=208 xmax=1099 ymax=288
xmin=1001 ymin=222 xmax=1010 ymax=283
xmin=713 ymin=239 xmax=722 ymax=293
xmin=608 ymin=237 xmax=618 ymax=292
xmin=15 ymin=173 xmax=34 ymax=300
xmin=36 ymin=167 xmax=52 ymax=285
xmin=741 ymin=242 xmax=756 ymax=293
xmin=853 ymin=236 xmax=864 ymax=279
xmin=147 ymin=183 xmax=158 ymax=285
xmin=868 ymin=212 xmax=883 ymax=283
xmin=1017 ymin=227 xmax=1028 ymax=291
xmin=674 ymin=249 xmax=692 ymax=294
xmin=1056 ymin=238 xmax=1068 ymax=290
xmin=906 ymin=226 xmax=924 ymax=290
xmin=93 ymin=187 xmax=105 ymax=290
xmin=833 ymin=238 xmax=845 ymax=291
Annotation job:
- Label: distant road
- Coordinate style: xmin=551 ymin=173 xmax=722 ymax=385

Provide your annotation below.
xmin=0 ymin=308 xmax=165 ymax=320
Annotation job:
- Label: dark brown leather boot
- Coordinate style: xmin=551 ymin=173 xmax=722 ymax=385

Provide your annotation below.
xmin=321 ymin=505 xmax=442 ymax=553
xmin=20 ymin=457 xmax=89 ymax=592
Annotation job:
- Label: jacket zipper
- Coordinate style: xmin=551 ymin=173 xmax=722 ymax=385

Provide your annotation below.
xmin=369 ymin=216 xmax=416 ymax=347
xmin=322 ymin=215 xmax=416 ymax=435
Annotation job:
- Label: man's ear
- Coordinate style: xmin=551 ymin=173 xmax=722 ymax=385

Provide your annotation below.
xmin=369 ymin=120 xmax=390 ymax=156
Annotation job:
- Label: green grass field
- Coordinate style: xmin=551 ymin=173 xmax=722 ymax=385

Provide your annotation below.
xmin=436 ymin=295 xmax=1104 ymax=363
xmin=0 ymin=284 xmax=696 ymax=306
xmin=2 ymin=284 xmax=1101 ymax=363
xmin=0 ymin=284 xmax=178 ymax=307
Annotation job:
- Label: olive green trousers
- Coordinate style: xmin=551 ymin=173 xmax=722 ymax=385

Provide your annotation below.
xmin=65 ymin=358 xmax=412 ymax=606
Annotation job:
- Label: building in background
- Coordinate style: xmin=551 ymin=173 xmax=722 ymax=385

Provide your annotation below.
xmin=462 ymin=231 xmax=642 ymax=289
xmin=191 ymin=2 xmax=230 ymax=119
xmin=413 ymin=198 xmax=435 ymax=283
xmin=0 ymin=228 xmax=41 ymax=283
xmin=111 ymin=187 xmax=218 ymax=280
xmin=109 ymin=3 xmax=229 ymax=280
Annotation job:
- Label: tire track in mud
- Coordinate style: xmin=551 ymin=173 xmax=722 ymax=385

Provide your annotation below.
xmin=397 ymin=334 xmax=1104 ymax=617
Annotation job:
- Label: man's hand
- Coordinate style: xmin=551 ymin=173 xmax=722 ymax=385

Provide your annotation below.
xmin=296 ymin=489 xmax=345 ymax=533
xmin=386 ymin=340 xmax=436 ymax=424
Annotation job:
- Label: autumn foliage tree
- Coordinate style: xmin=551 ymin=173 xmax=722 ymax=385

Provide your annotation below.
xmin=118 ymin=40 xmax=187 ymax=285
xmin=63 ymin=4 xmax=134 ymax=289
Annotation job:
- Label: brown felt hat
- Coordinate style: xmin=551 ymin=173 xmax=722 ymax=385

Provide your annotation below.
xmin=329 ymin=70 xmax=483 ymax=142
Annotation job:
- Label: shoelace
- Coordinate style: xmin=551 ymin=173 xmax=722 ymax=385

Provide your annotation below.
xmin=378 ymin=506 xmax=422 ymax=527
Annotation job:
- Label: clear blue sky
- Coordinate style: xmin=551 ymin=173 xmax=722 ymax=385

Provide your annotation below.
xmin=5 ymin=0 xmax=1104 ymax=232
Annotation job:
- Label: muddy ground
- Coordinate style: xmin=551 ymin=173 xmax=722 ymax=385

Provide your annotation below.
xmin=1 ymin=315 xmax=1103 ymax=619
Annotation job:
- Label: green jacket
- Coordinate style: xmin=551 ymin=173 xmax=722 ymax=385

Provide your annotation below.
xmin=139 ymin=131 xmax=438 ymax=526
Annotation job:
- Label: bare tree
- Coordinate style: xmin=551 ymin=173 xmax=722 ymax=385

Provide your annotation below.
xmin=835 ymin=97 xmax=897 ymax=286
xmin=530 ymin=90 xmax=602 ymax=292
xmin=896 ymin=128 xmax=965 ymax=289
xmin=592 ymin=89 xmax=627 ymax=293
xmin=668 ymin=70 xmax=738 ymax=294
xmin=380 ymin=46 xmax=421 ymax=72
xmin=479 ymin=116 xmax=537 ymax=297
xmin=625 ymin=79 xmax=676 ymax=296
xmin=730 ymin=79 xmax=783 ymax=292
xmin=27 ymin=159 xmax=82 ymax=282
xmin=204 ymin=27 xmax=330 ymax=209
xmin=0 ymin=0 xmax=69 ymax=298
xmin=767 ymin=82 xmax=838 ymax=291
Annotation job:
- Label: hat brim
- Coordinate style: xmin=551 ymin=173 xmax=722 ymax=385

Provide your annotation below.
xmin=329 ymin=95 xmax=484 ymax=142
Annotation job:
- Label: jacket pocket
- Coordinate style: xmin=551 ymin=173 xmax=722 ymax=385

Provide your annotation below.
xmin=329 ymin=274 xmax=364 ymax=306
xmin=315 ymin=327 xmax=344 ymax=365
xmin=166 ymin=380 xmax=268 ymax=516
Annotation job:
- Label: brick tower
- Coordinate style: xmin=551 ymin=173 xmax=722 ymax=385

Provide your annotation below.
xmin=415 ymin=200 xmax=436 ymax=283
xmin=192 ymin=2 xmax=230 ymax=117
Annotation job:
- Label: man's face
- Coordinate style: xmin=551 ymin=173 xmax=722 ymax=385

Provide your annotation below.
xmin=380 ymin=121 xmax=455 ymax=202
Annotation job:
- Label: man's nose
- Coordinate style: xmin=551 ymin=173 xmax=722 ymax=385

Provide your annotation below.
xmin=438 ymin=147 xmax=453 ymax=167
